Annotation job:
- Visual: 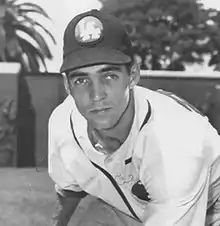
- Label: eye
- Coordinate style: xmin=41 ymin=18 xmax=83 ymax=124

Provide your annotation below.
xmin=105 ymin=73 xmax=118 ymax=80
xmin=73 ymin=77 xmax=90 ymax=86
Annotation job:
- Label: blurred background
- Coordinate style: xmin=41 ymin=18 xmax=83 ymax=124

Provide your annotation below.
xmin=0 ymin=0 xmax=220 ymax=225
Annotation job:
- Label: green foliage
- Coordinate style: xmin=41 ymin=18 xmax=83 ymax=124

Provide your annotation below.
xmin=100 ymin=0 xmax=220 ymax=70
xmin=0 ymin=0 xmax=56 ymax=72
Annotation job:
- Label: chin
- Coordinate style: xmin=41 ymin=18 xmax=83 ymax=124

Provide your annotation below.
xmin=92 ymin=120 xmax=114 ymax=130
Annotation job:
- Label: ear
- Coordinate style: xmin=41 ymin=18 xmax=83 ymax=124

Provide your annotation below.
xmin=128 ymin=60 xmax=140 ymax=90
xmin=62 ymin=73 xmax=71 ymax=95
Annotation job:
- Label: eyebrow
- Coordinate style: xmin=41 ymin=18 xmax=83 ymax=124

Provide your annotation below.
xmin=98 ymin=65 xmax=122 ymax=73
xmin=67 ymin=71 xmax=88 ymax=79
xmin=67 ymin=65 xmax=122 ymax=78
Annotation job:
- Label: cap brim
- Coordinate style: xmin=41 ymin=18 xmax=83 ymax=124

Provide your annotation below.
xmin=60 ymin=47 xmax=131 ymax=73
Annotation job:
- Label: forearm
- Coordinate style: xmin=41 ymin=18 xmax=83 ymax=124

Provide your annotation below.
xmin=52 ymin=189 xmax=87 ymax=226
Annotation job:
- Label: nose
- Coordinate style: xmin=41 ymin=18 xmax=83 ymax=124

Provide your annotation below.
xmin=90 ymin=82 xmax=106 ymax=102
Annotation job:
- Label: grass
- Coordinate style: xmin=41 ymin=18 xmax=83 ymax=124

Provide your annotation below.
xmin=0 ymin=168 xmax=91 ymax=226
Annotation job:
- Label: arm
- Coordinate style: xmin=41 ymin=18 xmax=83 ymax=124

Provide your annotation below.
xmin=204 ymin=123 xmax=220 ymax=226
xmin=48 ymin=115 xmax=87 ymax=226
xmin=138 ymin=125 xmax=211 ymax=226
xmin=52 ymin=186 xmax=87 ymax=226
xmin=142 ymin=157 xmax=209 ymax=226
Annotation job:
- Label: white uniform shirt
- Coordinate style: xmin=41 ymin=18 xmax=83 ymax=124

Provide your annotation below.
xmin=48 ymin=86 xmax=220 ymax=225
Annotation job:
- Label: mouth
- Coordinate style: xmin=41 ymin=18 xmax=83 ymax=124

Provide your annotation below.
xmin=90 ymin=107 xmax=111 ymax=115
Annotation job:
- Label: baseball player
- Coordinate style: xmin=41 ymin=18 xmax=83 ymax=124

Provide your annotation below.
xmin=48 ymin=9 xmax=220 ymax=226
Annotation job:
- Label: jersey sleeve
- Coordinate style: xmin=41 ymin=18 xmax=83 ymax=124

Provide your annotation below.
xmin=203 ymin=123 xmax=220 ymax=226
xmin=48 ymin=113 xmax=85 ymax=195
xmin=142 ymin=156 xmax=209 ymax=225
xmin=138 ymin=127 xmax=211 ymax=225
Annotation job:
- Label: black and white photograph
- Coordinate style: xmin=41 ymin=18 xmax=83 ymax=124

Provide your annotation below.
xmin=0 ymin=0 xmax=220 ymax=225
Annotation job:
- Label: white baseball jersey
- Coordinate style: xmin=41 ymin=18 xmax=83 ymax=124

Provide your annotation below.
xmin=48 ymin=86 xmax=220 ymax=225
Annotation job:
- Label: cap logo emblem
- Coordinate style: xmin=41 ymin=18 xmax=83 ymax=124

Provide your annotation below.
xmin=75 ymin=16 xmax=103 ymax=44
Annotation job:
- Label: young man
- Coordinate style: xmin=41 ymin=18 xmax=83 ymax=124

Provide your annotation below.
xmin=48 ymin=9 xmax=220 ymax=226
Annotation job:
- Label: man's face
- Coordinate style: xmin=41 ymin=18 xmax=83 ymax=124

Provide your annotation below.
xmin=66 ymin=64 xmax=133 ymax=130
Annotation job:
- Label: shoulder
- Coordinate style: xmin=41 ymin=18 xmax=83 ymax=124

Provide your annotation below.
xmin=134 ymin=87 xmax=211 ymax=199
xmin=49 ymin=95 xmax=75 ymax=126
xmin=135 ymin=86 xmax=210 ymax=157
xmin=135 ymin=86 xmax=204 ymax=121
xmin=48 ymin=95 xmax=84 ymax=154
xmin=48 ymin=95 xmax=79 ymax=142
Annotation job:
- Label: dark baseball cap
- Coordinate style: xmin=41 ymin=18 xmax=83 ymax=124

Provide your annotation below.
xmin=60 ymin=9 xmax=133 ymax=73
